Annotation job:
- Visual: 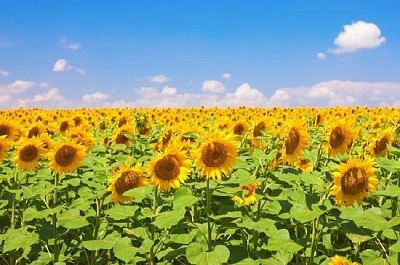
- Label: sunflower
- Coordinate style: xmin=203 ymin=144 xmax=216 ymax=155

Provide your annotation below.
xmin=0 ymin=137 xmax=10 ymax=162
xmin=108 ymin=163 xmax=146 ymax=203
xmin=331 ymin=157 xmax=378 ymax=206
xmin=231 ymin=120 xmax=249 ymax=137
xmin=147 ymin=145 xmax=191 ymax=191
xmin=232 ymin=183 xmax=258 ymax=205
xmin=27 ymin=122 xmax=46 ymax=138
xmin=328 ymin=255 xmax=358 ymax=265
xmin=326 ymin=120 xmax=358 ymax=156
xmin=67 ymin=127 xmax=96 ymax=149
xmin=14 ymin=137 xmax=46 ymax=171
xmin=196 ymin=132 xmax=238 ymax=180
xmin=0 ymin=120 xmax=18 ymax=141
xmin=112 ymin=125 xmax=135 ymax=146
xmin=49 ymin=141 xmax=86 ymax=173
xmin=295 ymin=158 xmax=313 ymax=173
xmin=281 ymin=123 xmax=310 ymax=166
xmin=369 ymin=128 xmax=394 ymax=157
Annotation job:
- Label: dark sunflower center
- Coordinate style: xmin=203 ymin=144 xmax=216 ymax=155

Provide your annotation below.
xmin=28 ymin=127 xmax=40 ymax=138
xmin=285 ymin=128 xmax=300 ymax=155
xmin=118 ymin=117 xmax=127 ymax=128
xmin=55 ymin=145 xmax=77 ymax=167
xmin=162 ymin=130 xmax=172 ymax=145
xmin=115 ymin=170 xmax=141 ymax=194
xmin=330 ymin=127 xmax=345 ymax=148
xmin=201 ymin=142 xmax=228 ymax=167
xmin=373 ymin=137 xmax=388 ymax=155
xmin=115 ymin=132 xmax=129 ymax=145
xmin=341 ymin=167 xmax=367 ymax=195
xmin=154 ymin=155 xmax=180 ymax=180
xmin=0 ymin=125 xmax=10 ymax=137
xmin=234 ymin=124 xmax=245 ymax=135
xmin=253 ymin=122 xmax=265 ymax=137
xmin=59 ymin=121 xmax=69 ymax=132
xmin=20 ymin=145 xmax=38 ymax=161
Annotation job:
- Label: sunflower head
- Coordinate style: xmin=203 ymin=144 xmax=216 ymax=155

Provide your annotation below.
xmin=108 ymin=163 xmax=146 ymax=203
xmin=326 ymin=120 xmax=358 ymax=156
xmin=49 ymin=141 xmax=86 ymax=173
xmin=0 ymin=120 xmax=18 ymax=141
xmin=331 ymin=157 xmax=378 ymax=206
xmin=232 ymin=183 xmax=259 ymax=205
xmin=0 ymin=137 xmax=10 ymax=162
xmin=196 ymin=132 xmax=238 ymax=180
xmin=369 ymin=128 xmax=394 ymax=157
xmin=148 ymin=145 xmax=191 ymax=191
xmin=328 ymin=255 xmax=358 ymax=265
xmin=281 ymin=123 xmax=310 ymax=166
xmin=14 ymin=137 xmax=46 ymax=171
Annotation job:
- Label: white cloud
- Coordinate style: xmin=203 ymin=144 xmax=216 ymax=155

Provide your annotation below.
xmin=148 ymin=74 xmax=168 ymax=84
xmin=82 ymin=92 xmax=109 ymax=102
xmin=0 ymin=69 xmax=9 ymax=77
xmin=0 ymin=80 xmax=36 ymax=94
xmin=0 ymin=94 xmax=11 ymax=104
xmin=223 ymin=83 xmax=267 ymax=106
xmin=309 ymin=86 xmax=336 ymax=99
xmin=53 ymin=59 xmax=70 ymax=72
xmin=316 ymin=52 xmax=326 ymax=61
xmin=53 ymin=59 xmax=85 ymax=75
xmin=160 ymin=86 xmax=177 ymax=96
xmin=221 ymin=73 xmax=232 ymax=80
xmin=18 ymin=88 xmax=70 ymax=108
xmin=60 ymin=37 xmax=80 ymax=50
xmin=202 ymin=80 xmax=226 ymax=94
xmin=137 ymin=86 xmax=158 ymax=95
xmin=270 ymin=89 xmax=290 ymax=101
xmin=332 ymin=21 xmax=386 ymax=53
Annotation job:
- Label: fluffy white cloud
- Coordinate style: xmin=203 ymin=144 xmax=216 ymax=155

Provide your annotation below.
xmin=161 ymin=86 xmax=177 ymax=96
xmin=221 ymin=73 xmax=232 ymax=80
xmin=332 ymin=21 xmax=386 ymax=53
xmin=0 ymin=94 xmax=11 ymax=104
xmin=53 ymin=59 xmax=70 ymax=72
xmin=0 ymin=80 xmax=36 ymax=94
xmin=137 ymin=86 xmax=158 ymax=95
xmin=60 ymin=37 xmax=80 ymax=50
xmin=148 ymin=74 xmax=168 ymax=84
xmin=53 ymin=59 xmax=85 ymax=75
xmin=202 ymin=80 xmax=226 ymax=94
xmin=18 ymin=88 xmax=70 ymax=108
xmin=0 ymin=69 xmax=9 ymax=77
xmin=223 ymin=83 xmax=267 ymax=106
xmin=316 ymin=52 xmax=326 ymax=61
xmin=270 ymin=89 xmax=290 ymax=101
xmin=82 ymin=92 xmax=109 ymax=102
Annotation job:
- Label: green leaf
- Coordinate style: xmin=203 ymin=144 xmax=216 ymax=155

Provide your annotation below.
xmin=375 ymin=184 xmax=400 ymax=197
xmin=2 ymin=228 xmax=39 ymax=253
xmin=290 ymin=204 xmax=324 ymax=223
xmin=353 ymin=208 xmax=388 ymax=232
xmin=58 ymin=209 xmax=89 ymax=229
xmin=265 ymin=238 xmax=302 ymax=253
xmin=82 ymin=232 xmax=120 ymax=250
xmin=23 ymin=207 xmax=50 ymax=222
xmin=153 ymin=209 xmax=185 ymax=229
xmin=375 ymin=157 xmax=400 ymax=173
xmin=186 ymin=243 xmax=230 ymax=265
xmin=174 ymin=187 xmax=199 ymax=209
xmin=105 ymin=204 xmax=138 ymax=220
xmin=113 ymin=237 xmax=137 ymax=263
xmin=123 ymin=185 xmax=154 ymax=201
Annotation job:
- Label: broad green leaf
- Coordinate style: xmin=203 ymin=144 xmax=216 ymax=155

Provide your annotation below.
xmin=113 ymin=237 xmax=137 ymax=263
xmin=186 ymin=242 xmax=204 ymax=264
xmin=266 ymin=238 xmax=302 ymax=253
xmin=153 ymin=209 xmax=185 ymax=229
xmin=353 ymin=208 xmax=388 ymax=232
xmin=2 ymin=228 xmax=39 ymax=253
xmin=58 ymin=209 xmax=89 ymax=229
xmin=174 ymin=187 xmax=199 ymax=209
xmin=375 ymin=157 xmax=400 ymax=173
xmin=290 ymin=204 xmax=324 ymax=223
xmin=186 ymin=243 xmax=230 ymax=265
xmin=123 ymin=185 xmax=154 ymax=201
xmin=375 ymin=185 xmax=400 ymax=197
xmin=105 ymin=204 xmax=138 ymax=220
xmin=82 ymin=232 xmax=120 ymax=250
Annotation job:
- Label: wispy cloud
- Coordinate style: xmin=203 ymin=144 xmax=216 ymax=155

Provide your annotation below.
xmin=148 ymin=74 xmax=168 ymax=84
xmin=316 ymin=52 xmax=326 ymax=61
xmin=0 ymin=80 xmax=36 ymax=94
xmin=0 ymin=69 xmax=10 ymax=77
xmin=221 ymin=73 xmax=232 ymax=80
xmin=202 ymin=80 xmax=226 ymax=94
xmin=59 ymin=37 xmax=80 ymax=50
xmin=53 ymin=59 xmax=85 ymax=75
xmin=82 ymin=91 xmax=109 ymax=102
xmin=331 ymin=21 xmax=386 ymax=54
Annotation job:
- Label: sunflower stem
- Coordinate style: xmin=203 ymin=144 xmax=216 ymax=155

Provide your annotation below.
xmin=206 ymin=177 xmax=213 ymax=252
xmin=10 ymin=169 xmax=19 ymax=229
xmin=308 ymin=217 xmax=319 ymax=265
xmin=52 ymin=173 xmax=59 ymax=263
xmin=149 ymin=186 xmax=158 ymax=265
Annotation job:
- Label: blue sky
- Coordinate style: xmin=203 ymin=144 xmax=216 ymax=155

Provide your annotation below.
xmin=1 ymin=1 xmax=400 ymax=108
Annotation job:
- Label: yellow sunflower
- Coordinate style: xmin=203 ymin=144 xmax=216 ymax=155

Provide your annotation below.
xmin=14 ymin=137 xmax=46 ymax=171
xmin=326 ymin=120 xmax=358 ymax=156
xmin=368 ymin=128 xmax=394 ymax=156
xmin=108 ymin=163 xmax=146 ymax=203
xmin=331 ymin=157 xmax=378 ymax=206
xmin=112 ymin=125 xmax=135 ymax=146
xmin=328 ymin=255 xmax=358 ymax=265
xmin=196 ymin=132 xmax=238 ymax=180
xmin=0 ymin=120 xmax=18 ymax=141
xmin=147 ymin=145 xmax=191 ymax=191
xmin=0 ymin=137 xmax=10 ymax=162
xmin=231 ymin=120 xmax=249 ymax=138
xmin=49 ymin=141 xmax=86 ymax=173
xmin=67 ymin=127 xmax=96 ymax=149
xmin=281 ymin=123 xmax=310 ymax=166
xmin=295 ymin=158 xmax=313 ymax=173
xmin=232 ymin=183 xmax=258 ymax=206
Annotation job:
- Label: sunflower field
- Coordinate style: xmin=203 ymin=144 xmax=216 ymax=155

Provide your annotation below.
xmin=1 ymin=107 xmax=400 ymax=265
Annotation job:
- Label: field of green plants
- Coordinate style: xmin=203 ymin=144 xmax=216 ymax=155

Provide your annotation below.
xmin=1 ymin=107 xmax=400 ymax=265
